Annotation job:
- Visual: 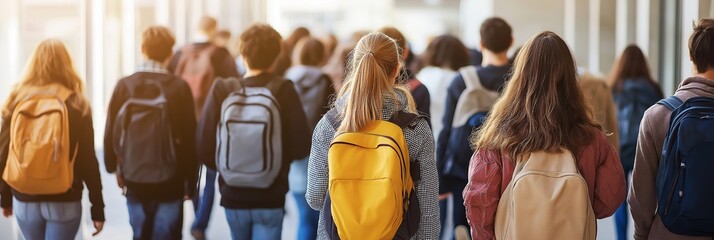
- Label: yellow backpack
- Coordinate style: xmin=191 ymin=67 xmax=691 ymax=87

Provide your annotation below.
xmin=2 ymin=84 xmax=77 ymax=195
xmin=323 ymin=110 xmax=422 ymax=240
xmin=495 ymin=149 xmax=596 ymax=240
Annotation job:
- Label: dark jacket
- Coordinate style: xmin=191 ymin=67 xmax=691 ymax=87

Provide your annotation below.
xmin=168 ymin=42 xmax=240 ymax=79
xmin=197 ymin=73 xmax=311 ymax=209
xmin=104 ymin=72 xmax=198 ymax=202
xmin=0 ymin=95 xmax=105 ymax=221
xmin=437 ymin=64 xmax=510 ymax=193
xmin=399 ymin=68 xmax=431 ymax=122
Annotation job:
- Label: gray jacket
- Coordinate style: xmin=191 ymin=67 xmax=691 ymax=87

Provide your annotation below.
xmin=306 ymin=89 xmax=440 ymax=239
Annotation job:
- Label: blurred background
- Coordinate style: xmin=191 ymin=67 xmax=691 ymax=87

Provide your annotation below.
xmin=0 ymin=0 xmax=713 ymax=239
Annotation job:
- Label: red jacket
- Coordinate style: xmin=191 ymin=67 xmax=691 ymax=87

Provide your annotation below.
xmin=463 ymin=128 xmax=626 ymax=239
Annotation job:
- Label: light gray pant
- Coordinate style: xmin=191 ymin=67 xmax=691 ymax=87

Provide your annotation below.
xmin=13 ymin=199 xmax=82 ymax=240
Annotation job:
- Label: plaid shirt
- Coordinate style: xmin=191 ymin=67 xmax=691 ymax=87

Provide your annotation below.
xmin=136 ymin=60 xmax=170 ymax=74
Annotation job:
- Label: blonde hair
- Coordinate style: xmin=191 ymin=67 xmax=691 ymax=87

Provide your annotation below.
xmin=474 ymin=31 xmax=600 ymax=160
xmin=336 ymin=32 xmax=415 ymax=133
xmin=2 ymin=39 xmax=89 ymax=118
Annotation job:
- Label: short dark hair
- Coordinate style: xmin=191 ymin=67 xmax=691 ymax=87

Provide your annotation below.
xmin=421 ymin=34 xmax=470 ymax=71
xmin=480 ymin=17 xmax=513 ymax=53
xmin=240 ymin=24 xmax=282 ymax=70
xmin=378 ymin=26 xmax=406 ymax=51
xmin=142 ymin=26 xmax=175 ymax=62
xmin=689 ymin=18 xmax=714 ymax=73
xmin=294 ymin=37 xmax=325 ymax=66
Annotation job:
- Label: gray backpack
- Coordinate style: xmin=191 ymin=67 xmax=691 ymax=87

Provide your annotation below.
xmin=285 ymin=66 xmax=332 ymax=129
xmin=114 ymin=78 xmax=176 ymax=183
xmin=217 ymin=78 xmax=282 ymax=188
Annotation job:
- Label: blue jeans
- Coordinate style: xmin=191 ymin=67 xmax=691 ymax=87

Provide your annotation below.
xmin=439 ymin=179 xmax=468 ymax=240
xmin=192 ymin=168 xmax=217 ymax=232
xmin=13 ymin=199 xmax=81 ymax=240
xmin=615 ymin=169 xmax=632 ymax=240
xmin=126 ymin=196 xmax=183 ymax=240
xmin=224 ymin=208 xmax=284 ymax=240
xmin=292 ymin=192 xmax=319 ymax=240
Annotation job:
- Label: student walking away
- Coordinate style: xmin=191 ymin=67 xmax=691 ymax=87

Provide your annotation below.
xmin=416 ymin=35 xmax=471 ymax=140
xmin=271 ymin=27 xmax=311 ymax=77
xmin=630 ymin=18 xmax=714 ymax=240
xmin=284 ymin=36 xmax=334 ymax=240
xmin=437 ymin=17 xmax=513 ymax=239
xmin=196 ymin=23 xmax=311 ymax=240
xmin=104 ymin=26 xmax=198 ymax=240
xmin=169 ymin=16 xmax=240 ymax=118
xmin=169 ymin=16 xmax=237 ymax=239
xmin=0 ymin=39 xmax=105 ymax=239
xmin=379 ymin=26 xmax=432 ymax=122
xmin=306 ymin=32 xmax=440 ymax=240
xmin=608 ymin=45 xmax=663 ymax=240
xmin=464 ymin=31 xmax=626 ymax=240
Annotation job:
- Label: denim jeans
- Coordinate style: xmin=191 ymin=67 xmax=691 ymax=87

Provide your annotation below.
xmin=13 ymin=199 xmax=82 ymax=240
xmin=224 ymin=208 xmax=284 ymax=240
xmin=126 ymin=196 xmax=183 ymax=240
xmin=439 ymin=179 xmax=468 ymax=240
xmin=292 ymin=192 xmax=319 ymax=240
xmin=192 ymin=168 xmax=217 ymax=232
xmin=614 ymin=169 xmax=632 ymax=240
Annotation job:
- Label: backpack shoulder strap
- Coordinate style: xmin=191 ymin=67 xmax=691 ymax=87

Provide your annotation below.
xmin=657 ymin=96 xmax=683 ymax=111
xmin=458 ymin=65 xmax=483 ymax=91
xmin=389 ymin=111 xmax=421 ymax=129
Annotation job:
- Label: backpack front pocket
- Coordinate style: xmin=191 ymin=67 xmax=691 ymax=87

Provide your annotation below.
xmin=226 ymin=121 xmax=268 ymax=173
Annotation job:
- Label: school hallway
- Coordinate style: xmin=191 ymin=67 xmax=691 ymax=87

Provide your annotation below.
xmin=0 ymin=151 xmax=632 ymax=240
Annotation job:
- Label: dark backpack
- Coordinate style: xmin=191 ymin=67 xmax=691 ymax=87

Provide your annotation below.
xmin=443 ymin=66 xmax=499 ymax=180
xmin=615 ymin=79 xmax=660 ymax=170
xmin=175 ymin=44 xmax=217 ymax=117
xmin=323 ymin=109 xmax=423 ymax=240
xmin=113 ymin=78 xmax=176 ymax=183
xmin=655 ymin=96 xmax=714 ymax=236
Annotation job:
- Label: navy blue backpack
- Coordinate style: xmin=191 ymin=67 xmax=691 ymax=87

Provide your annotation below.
xmin=656 ymin=96 xmax=714 ymax=236
xmin=614 ymin=79 xmax=662 ymax=171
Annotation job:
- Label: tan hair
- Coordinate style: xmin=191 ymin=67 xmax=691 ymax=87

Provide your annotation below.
xmin=292 ymin=37 xmax=325 ymax=66
xmin=198 ymin=16 xmax=217 ymax=37
xmin=474 ymin=31 xmax=600 ymax=160
xmin=142 ymin=26 xmax=176 ymax=62
xmin=2 ymin=39 xmax=90 ymax=118
xmin=336 ymin=32 xmax=415 ymax=133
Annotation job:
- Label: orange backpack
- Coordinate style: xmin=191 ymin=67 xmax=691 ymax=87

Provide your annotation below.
xmin=175 ymin=44 xmax=217 ymax=117
xmin=2 ymin=84 xmax=77 ymax=195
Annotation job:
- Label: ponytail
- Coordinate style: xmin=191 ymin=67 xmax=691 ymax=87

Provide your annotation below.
xmin=335 ymin=33 xmax=404 ymax=133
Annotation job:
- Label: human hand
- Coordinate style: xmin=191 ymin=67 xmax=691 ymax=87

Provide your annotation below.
xmin=2 ymin=208 xmax=11 ymax=217
xmin=92 ymin=221 xmax=104 ymax=236
xmin=438 ymin=192 xmax=452 ymax=201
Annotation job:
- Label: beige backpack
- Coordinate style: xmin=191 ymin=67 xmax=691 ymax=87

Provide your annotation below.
xmin=495 ymin=149 xmax=596 ymax=240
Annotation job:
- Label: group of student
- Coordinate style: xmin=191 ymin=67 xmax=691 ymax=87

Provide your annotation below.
xmin=0 ymin=12 xmax=712 ymax=240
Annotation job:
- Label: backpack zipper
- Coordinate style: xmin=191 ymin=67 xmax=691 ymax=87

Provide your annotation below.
xmin=664 ymin=162 xmax=682 ymax=215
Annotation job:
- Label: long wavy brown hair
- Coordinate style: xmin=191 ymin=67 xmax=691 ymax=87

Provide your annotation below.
xmin=474 ymin=31 xmax=600 ymax=160
xmin=608 ymin=44 xmax=663 ymax=96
